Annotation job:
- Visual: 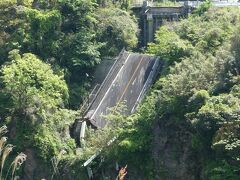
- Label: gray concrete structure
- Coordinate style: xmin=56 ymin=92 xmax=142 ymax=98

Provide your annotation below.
xmin=84 ymin=51 xmax=160 ymax=128
xmin=72 ymin=50 xmax=160 ymax=147
xmin=79 ymin=0 xmax=240 ymax=173
xmin=132 ymin=0 xmax=240 ymax=46
xmin=72 ymin=51 xmax=161 ymax=153
xmin=132 ymin=2 xmax=187 ymax=46
xmin=73 ymin=50 xmax=160 ymax=145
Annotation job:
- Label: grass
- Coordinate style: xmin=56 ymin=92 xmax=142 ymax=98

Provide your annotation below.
xmin=0 ymin=125 xmax=27 ymax=180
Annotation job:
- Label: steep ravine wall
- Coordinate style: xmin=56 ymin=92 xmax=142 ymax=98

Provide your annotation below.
xmin=152 ymin=117 xmax=202 ymax=180
xmin=88 ymin=116 xmax=203 ymax=180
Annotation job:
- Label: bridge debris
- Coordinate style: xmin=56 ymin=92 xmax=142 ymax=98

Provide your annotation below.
xmin=84 ymin=51 xmax=160 ymax=129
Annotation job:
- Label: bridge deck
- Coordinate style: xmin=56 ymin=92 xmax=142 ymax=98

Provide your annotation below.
xmin=85 ymin=51 xmax=160 ymax=128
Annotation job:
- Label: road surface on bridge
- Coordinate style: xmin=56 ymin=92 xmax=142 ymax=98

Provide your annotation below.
xmin=84 ymin=51 xmax=160 ymax=128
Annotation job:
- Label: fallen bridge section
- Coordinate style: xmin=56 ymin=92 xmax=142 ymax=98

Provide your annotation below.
xmin=84 ymin=51 xmax=161 ymax=129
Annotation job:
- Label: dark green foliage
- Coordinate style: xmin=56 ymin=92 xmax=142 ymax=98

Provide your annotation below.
xmin=187 ymin=90 xmax=210 ymax=113
xmin=0 ymin=1 xmax=139 ymax=178
xmin=141 ymin=7 xmax=240 ymax=179
xmin=0 ymin=1 xmax=27 ymax=65
xmin=34 ymin=108 xmax=77 ymax=161
xmin=3 ymin=0 xmax=240 ymax=179
xmin=205 ymin=160 xmax=240 ymax=180
xmin=96 ymin=8 xmax=138 ymax=56
xmin=0 ymin=50 xmax=77 ymax=161
xmin=1 ymin=50 xmax=68 ymax=112
xmin=193 ymin=0 xmax=212 ymax=16
xmin=25 ymin=8 xmax=62 ymax=59
xmin=0 ymin=0 xmax=138 ymax=109
xmin=96 ymin=0 xmax=131 ymax=10
xmin=147 ymin=26 xmax=192 ymax=66
xmin=87 ymin=8 xmax=240 ymax=179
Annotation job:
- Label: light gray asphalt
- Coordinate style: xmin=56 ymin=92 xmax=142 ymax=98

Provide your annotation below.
xmin=85 ymin=52 xmax=158 ymax=128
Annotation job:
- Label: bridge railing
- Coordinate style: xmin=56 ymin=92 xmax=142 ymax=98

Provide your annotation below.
xmin=131 ymin=0 xmax=203 ymax=8
xmin=183 ymin=1 xmax=203 ymax=7
xmin=83 ymin=49 xmax=128 ymax=117
xmin=131 ymin=0 xmax=153 ymax=7
xmin=80 ymin=84 xmax=101 ymax=114
xmin=131 ymin=3 xmax=143 ymax=7
xmin=213 ymin=1 xmax=240 ymax=6
xmin=132 ymin=0 xmax=240 ymax=8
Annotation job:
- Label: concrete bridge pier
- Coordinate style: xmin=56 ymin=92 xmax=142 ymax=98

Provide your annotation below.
xmin=132 ymin=1 xmax=188 ymax=46
xmin=145 ymin=13 xmax=154 ymax=45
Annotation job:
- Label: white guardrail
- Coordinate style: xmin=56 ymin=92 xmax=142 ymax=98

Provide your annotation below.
xmin=131 ymin=0 xmax=240 ymax=8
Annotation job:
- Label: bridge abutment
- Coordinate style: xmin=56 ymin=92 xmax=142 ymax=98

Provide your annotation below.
xmin=132 ymin=1 xmax=189 ymax=46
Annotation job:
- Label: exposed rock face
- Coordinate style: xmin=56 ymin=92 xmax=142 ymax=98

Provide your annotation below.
xmin=152 ymin=117 xmax=201 ymax=180
xmin=23 ymin=148 xmax=50 ymax=180
xmin=23 ymin=149 xmax=37 ymax=180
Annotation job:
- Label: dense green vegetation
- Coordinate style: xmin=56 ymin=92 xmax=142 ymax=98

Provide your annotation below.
xmin=0 ymin=0 xmax=137 ymax=108
xmin=144 ymin=6 xmax=240 ymax=179
xmin=0 ymin=0 xmax=137 ymax=178
xmin=85 ymin=5 xmax=240 ymax=179
xmin=1 ymin=0 xmax=240 ymax=179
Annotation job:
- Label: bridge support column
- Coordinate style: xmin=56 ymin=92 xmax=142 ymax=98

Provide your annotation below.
xmin=87 ymin=167 xmax=93 ymax=179
xmin=143 ymin=13 xmax=154 ymax=46
xmin=147 ymin=13 xmax=154 ymax=43
xmin=143 ymin=17 xmax=147 ymax=46
xmin=80 ymin=121 xmax=86 ymax=147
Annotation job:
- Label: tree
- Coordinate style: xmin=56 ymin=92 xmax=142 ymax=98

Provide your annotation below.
xmin=144 ymin=7 xmax=240 ymax=179
xmin=0 ymin=1 xmax=27 ymax=65
xmin=56 ymin=0 xmax=102 ymax=108
xmin=147 ymin=26 xmax=191 ymax=66
xmin=1 ymin=49 xmax=68 ymax=115
xmin=0 ymin=50 xmax=77 ymax=172
xmin=192 ymin=0 xmax=211 ymax=16
xmin=25 ymin=8 xmax=62 ymax=59
xmin=96 ymin=8 xmax=138 ymax=56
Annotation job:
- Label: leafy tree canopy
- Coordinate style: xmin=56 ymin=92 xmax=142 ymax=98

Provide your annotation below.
xmin=1 ymin=49 xmax=68 ymax=113
xmin=96 ymin=7 xmax=138 ymax=56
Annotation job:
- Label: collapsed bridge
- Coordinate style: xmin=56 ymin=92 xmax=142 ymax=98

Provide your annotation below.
xmin=74 ymin=50 xmax=161 ymax=144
